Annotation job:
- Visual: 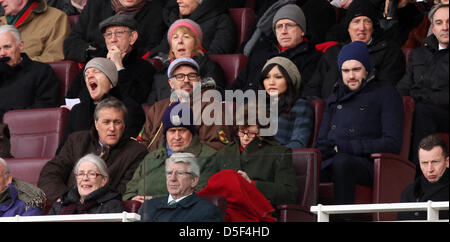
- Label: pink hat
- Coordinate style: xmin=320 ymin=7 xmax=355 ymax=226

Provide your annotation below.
xmin=167 ymin=19 xmax=203 ymax=44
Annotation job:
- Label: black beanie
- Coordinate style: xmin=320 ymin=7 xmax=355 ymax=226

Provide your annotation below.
xmin=344 ymin=0 xmax=379 ymax=30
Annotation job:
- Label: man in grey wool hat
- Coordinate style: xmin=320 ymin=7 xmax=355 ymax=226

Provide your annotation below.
xmin=230 ymin=3 xmax=322 ymax=97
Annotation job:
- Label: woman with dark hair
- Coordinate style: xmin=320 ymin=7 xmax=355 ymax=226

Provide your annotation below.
xmin=260 ymin=56 xmax=313 ymax=148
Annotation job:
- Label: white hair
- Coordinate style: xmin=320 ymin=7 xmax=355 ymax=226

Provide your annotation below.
xmin=0 ymin=25 xmax=22 ymax=44
xmin=73 ymin=154 xmax=109 ymax=178
xmin=165 ymin=152 xmax=200 ymax=177
xmin=0 ymin=158 xmax=9 ymax=174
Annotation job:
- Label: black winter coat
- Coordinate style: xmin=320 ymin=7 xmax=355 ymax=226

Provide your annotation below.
xmin=63 ymin=0 xmax=166 ymax=62
xmin=316 ymin=76 xmax=404 ymax=169
xmin=303 ymin=38 xmax=405 ymax=99
xmin=231 ymin=39 xmax=322 ymax=94
xmin=396 ymin=35 xmax=449 ymax=109
xmin=145 ymin=54 xmax=226 ymax=105
xmin=66 ymin=48 xmax=155 ymax=105
xmin=0 ymin=53 xmax=60 ymax=122
xmin=150 ymin=0 xmax=237 ymax=56
xmin=398 ymin=169 xmax=449 ymax=220
xmin=48 ymin=185 xmax=125 ymax=215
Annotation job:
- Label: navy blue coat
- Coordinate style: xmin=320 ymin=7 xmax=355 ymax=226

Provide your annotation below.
xmin=316 ymin=75 xmax=404 ymax=169
xmin=139 ymin=193 xmax=223 ymax=222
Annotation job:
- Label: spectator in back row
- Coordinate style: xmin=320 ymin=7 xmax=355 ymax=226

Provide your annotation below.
xmin=396 ymin=4 xmax=449 ymax=166
xmin=230 ymin=4 xmax=322 ymax=96
xmin=38 ymin=97 xmax=148 ymax=202
xmin=0 ymin=0 xmax=70 ymax=62
xmin=66 ymin=14 xmax=155 ymax=106
xmin=151 ymin=0 xmax=236 ymax=58
xmin=146 ymin=19 xmax=225 ymax=105
xmin=48 ymin=154 xmax=125 ymax=215
xmin=303 ymin=0 xmax=405 ymax=99
xmin=316 ymin=41 xmax=403 ymax=220
xmin=398 ymin=134 xmax=449 ymax=221
xmin=0 ymin=25 xmax=60 ymax=158
xmin=63 ymin=0 xmax=166 ymax=63
xmin=0 ymin=158 xmax=45 ymax=217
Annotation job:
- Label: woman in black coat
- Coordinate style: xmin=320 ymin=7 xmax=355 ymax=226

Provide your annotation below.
xmin=63 ymin=0 xmax=166 ymax=62
xmin=48 ymin=154 xmax=125 ymax=215
xmin=150 ymin=0 xmax=236 ymax=56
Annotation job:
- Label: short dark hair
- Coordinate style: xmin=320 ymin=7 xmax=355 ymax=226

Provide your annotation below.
xmin=94 ymin=97 xmax=128 ymax=124
xmin=418 ymin=134 xmax=449 ymax=158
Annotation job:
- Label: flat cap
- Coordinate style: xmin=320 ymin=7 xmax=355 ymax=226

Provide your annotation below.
xmin=99 ymin=14 xmax=138 ymax=33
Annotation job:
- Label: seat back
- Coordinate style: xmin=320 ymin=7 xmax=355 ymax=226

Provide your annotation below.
xmin=308 ymin=99 xmax=325 ymax=147
xmin=291 ymin=148 xmax=321 ymax=207
xmin=199 ymin=195 xmax=228 ymax=220
xmin=5 ymin=157 xmax=51 ymax=186
xmin=437 ymin=133 xmax=449 ymax=151
xmin=401 ymin=47 xmax=413 ymax=67
xmin=400 ymin=96 xmax=415 ymax=160
xmin=68 ymin=15 xmax=79 ymax=28
xmin=48 ymin=60 xmax=79 ymax=102
xmin=228 ymin=8 xmax=256 ymax=51
xmin=3 ymin=108 xmax=69 ymax=158
xmin=209 ymin=54 xmax=248 ymax=86
xmin=123 ymin=200 xmax=142 ymax=213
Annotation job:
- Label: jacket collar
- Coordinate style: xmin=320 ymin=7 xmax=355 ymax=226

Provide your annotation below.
xmin=156 ymin=193 xmax=198 ymax=209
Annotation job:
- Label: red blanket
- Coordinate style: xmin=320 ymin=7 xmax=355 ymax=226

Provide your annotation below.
xmin=197 ymin=169 xmax=276 ymax=222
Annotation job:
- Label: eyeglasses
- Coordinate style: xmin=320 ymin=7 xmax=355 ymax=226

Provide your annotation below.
xmin=103 ymin=30 xmax=131 ymax=39
xmin=166 ymin=170 xmax=193 ymax=177
xmin=237 ymin=130 xmax=259 ymax=138
xmin=275 ymin=23 xmax=299 ymax=31
xmin=75 ymin=172 xmax=103 ymax=180
xmin=171 ymin=73 xmax=199 ymax=82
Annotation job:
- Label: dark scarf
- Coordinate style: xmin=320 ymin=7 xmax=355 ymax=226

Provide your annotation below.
xmin=6 ymin=0 xmax=37 ymax=26
xmin=111 ymin=0 xmax=147 ymax=16
xmin=58 ymin=185 xmax=111 ymax=215
xmin=415 ymin=168 xmax=449 ymax=200
xmin=59 ymin=200 xmax=97 ymax=215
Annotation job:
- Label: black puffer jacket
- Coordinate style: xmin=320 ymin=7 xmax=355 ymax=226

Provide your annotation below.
xmin=151 ymin=0 xmax=237 ymax=56
xmin=396 ymin=35 xmax=449 ymax=109
xmin=303 ymin=37 xmax=405 ymax=99
xmin=48 ymin=185 xmax=125 ymax=215
xmin=63 ymin=0 xmax=166 ymax=62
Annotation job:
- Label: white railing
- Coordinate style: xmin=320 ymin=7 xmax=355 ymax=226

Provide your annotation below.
xmin=0 ymin=212 xmax=140 ymax=222
xmin=310 ymin=201 xmax=449 ymax=222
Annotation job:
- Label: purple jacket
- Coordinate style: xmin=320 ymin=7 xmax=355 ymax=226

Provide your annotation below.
xmin=0 ymin=184 xmax=42 ymax=217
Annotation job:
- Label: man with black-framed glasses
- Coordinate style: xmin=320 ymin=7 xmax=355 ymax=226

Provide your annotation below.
xmin=137 ymin=57 xmax=233 ymax=153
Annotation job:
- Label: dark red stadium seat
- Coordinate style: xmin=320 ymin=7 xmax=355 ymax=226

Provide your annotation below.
xmin=199 ymin=195 xmax=228 ymax=220
xmin=5 ymin=157 xmax=50 ymax=186
xmin=318 ymin=96 xmax=416 ymax=221
xmin=48 ymin=60 xmax=79 ymax=102
xmin=401 ymin=47 xmax=413 ymax=67
xmin=146 ymin=58 xmax=163 ymax=72
xmin=277 ymin=148 xmax=321 ymax=222
xmin=3 ymin=108 xmax=69 ymax=158
xmin=123 ymin=200 xmax=142 ymax=213
xmin=228 ymin=8 xmax=256 ymax=51
xmin=308 ymin=99 xmax=325 ymax=147
xmin=209 ymin=54 xmax=248 ymax=87
xmin=68 ymin=15 xmax=79 ymax=28
xmin=245 ymin=0 xmax=255 ymax=9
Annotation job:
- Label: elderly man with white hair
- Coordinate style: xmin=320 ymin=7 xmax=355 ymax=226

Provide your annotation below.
xmin=139 ymin=152 xmax=222 ymax=222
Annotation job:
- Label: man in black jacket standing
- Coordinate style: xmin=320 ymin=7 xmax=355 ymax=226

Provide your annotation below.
xmin=398 ymin=134 xmax=449 ymax=221
xmin=396 ymin=4 xmax=449 ymax=166
xmin=0 ymin=24 xmax=60 ymax=158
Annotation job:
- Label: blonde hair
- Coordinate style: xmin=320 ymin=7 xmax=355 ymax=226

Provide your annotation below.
xmin=169 ymin=26 xmax=204 ymax=60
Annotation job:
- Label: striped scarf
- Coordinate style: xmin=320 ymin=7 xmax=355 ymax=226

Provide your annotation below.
xmin=6 ymin=0 xmax=38 ymax=27
xmin=111 ymin=0 xmax=147 ymax=16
